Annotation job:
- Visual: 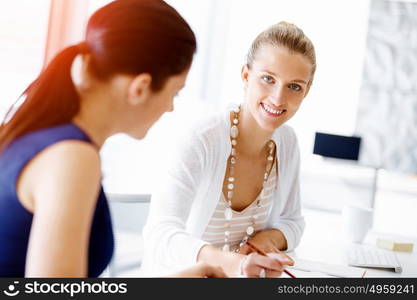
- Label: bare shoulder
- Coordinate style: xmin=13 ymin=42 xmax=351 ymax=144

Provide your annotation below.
xmin=18 ymin=140 xmax=101 ymax=211
xmin=42 ymin=140 xmax=100 ymax=161
xmin=29 ymin=140 xmax=101 ymax=178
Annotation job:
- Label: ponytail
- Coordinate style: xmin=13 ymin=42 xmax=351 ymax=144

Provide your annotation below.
xmin=0 ymin=45 xmax=81 ymax=151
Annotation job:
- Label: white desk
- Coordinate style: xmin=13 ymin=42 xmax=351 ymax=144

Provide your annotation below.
xmin=104 ymin=205 xmax=417 ymax=278
xmin=289 ymin=207 xmax=417 ymax=277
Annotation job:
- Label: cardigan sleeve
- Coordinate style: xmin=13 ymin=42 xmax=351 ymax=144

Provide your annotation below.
xmin=269 ymin=126 xmax=305 ymax=252
xmin=142 ymin=128 xmax=210 ymax=275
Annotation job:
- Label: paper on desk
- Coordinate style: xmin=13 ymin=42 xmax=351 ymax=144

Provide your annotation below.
xmin=287 ymin=258 xmax=365 ymax=278
xmin=281 ymin=269 xmax=336 ymax=278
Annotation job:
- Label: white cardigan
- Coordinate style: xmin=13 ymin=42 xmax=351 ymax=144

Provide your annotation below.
xmin=141 ymin=106 xmax=305 ymax=276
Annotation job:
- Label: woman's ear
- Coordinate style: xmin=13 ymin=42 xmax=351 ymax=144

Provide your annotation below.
xmin=71 ymin=54 xmax=92 ymax=92
xmin=127 ymin=73 xmax=152 ymax=106
xmin=241 ymin=64 xmax=250 ymax=88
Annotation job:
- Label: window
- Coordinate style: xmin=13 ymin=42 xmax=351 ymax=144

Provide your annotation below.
xmin=0 ymin=0 xmax=50 ymax=119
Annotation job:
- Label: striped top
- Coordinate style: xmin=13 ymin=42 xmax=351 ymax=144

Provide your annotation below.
xmin=202 ymin=162 xmax=277 ymax=252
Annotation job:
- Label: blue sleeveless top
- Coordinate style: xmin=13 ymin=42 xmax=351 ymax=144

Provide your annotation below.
xmin=0 ymin=123 xmax=114 ymax=277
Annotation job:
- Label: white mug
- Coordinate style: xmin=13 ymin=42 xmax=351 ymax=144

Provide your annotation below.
xmin=342 ymin=205 xmax=373 ymax=243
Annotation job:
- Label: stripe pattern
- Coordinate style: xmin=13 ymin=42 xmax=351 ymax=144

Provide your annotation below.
xmin=202 ymin=164 xmax=277 ymax=252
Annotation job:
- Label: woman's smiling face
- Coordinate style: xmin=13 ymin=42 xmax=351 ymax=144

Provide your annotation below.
xmin=242 ymin=44 xmax=312 ymax=132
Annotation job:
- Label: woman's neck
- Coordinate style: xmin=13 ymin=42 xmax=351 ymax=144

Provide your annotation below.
xmin=233 ymin=105 xmax=274 ymax=159
xmin=72 ymin=88 xmax=116 ymax=149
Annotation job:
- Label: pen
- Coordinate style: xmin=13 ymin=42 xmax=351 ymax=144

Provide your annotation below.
xmin=246 ymin=241 xmax=297 ymax=278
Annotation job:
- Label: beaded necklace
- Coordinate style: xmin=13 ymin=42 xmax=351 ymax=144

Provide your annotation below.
xmin=222 ymin=105 xmax=275 ymax=252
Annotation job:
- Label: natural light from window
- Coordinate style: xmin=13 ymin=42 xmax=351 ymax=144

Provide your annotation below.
xmin=0 ymin=0 xmax=50 ymax=120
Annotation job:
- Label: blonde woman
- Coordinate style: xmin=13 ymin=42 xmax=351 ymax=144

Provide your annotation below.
xmin=143 ymin=22 xmax=316 ymax=277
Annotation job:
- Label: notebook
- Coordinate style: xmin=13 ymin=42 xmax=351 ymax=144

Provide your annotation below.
xmin=286 ymin=258 xmax=365 ymax=278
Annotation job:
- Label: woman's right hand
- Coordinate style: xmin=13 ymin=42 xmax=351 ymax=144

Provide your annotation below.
xmin=238 ymin=252 xmax=293 ymax=278
xmin=169 ymin=262 xmax=227 ymax=278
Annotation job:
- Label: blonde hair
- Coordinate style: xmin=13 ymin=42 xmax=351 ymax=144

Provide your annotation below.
xmin=246 ymin=21 xmax=316 ymax=82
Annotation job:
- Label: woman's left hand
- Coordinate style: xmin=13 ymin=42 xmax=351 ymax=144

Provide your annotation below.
xmin=238 ymin=229 xmax=293 ymax=263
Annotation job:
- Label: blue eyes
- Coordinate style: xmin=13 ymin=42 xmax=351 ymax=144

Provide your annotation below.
xmin=289 ymin=83 xmax=302 ymax=91
xmin=262 ymin=75 xmax=274 ymax=83
xmin=262 ymin=75 xmax=302 ymax=92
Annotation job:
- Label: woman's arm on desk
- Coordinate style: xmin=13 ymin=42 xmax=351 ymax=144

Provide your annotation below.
xmin=197 ymin=244 xmax=292 ymax=277
xmin=238 ymin=229 xmax=289 ymax=254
